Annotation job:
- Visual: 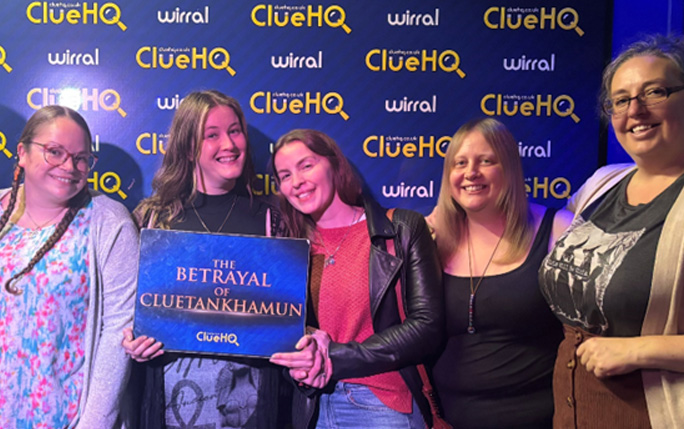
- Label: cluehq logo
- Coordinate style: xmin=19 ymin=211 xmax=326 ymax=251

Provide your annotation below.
xmin=484 ymin=7 xmax=583 ymax=36
xmin=480 ymin=94 xmax=580 ymax=123
xmin=366 ymin=49 xmax=465 ymax=77
xmin=525 ymin=176 xmax=571 ymax=199
xmin=136 ymin=133 xmax=168 ymax=155
xmin=0 ymin=131 xmax=13 ymax=159
xmin=251 ymin=4 xmax=351 ymax=34
xmin=250 ymin=91 xmax=349 ymax=120
xmin=27 ymin=87 xmax=127 ymax=118
xmin=0 ymin=46 xmax=13 ymax=73
xmin=363 ymin=135 xmax=450 ymax=158
xmin=88 ymin=170 xmax=128 ymax=199
xmin=136 ymin=47 xmax=236 ymax=76
xmin=26 ymin=2 xmax=127 ymax=31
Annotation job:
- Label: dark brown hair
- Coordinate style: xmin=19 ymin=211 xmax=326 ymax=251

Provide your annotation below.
xmin=1 ymin=105 xmax=91 ymax=294
xmin=271 ymin=129 xmax=362 ymax=239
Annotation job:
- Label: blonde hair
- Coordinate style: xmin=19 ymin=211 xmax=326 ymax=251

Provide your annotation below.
xmin=433 ymin=118 xmax=532 ymax=263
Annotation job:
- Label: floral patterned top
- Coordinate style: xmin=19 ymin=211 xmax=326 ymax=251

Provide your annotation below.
xmin=0 ymin=201 xmax=91 ymax=428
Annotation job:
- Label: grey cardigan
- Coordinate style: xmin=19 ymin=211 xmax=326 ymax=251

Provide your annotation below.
xmin=1 ymin=189 xmax=138 ymax=428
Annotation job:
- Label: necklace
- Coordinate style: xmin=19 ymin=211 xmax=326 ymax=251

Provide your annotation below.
xmin=24 ymin=207 xmax=65 ymax=232
xmin=466 ymin=223 xmax=504 ymax=334
xmin=316 ymin=208 xmax=362 ymax=268
xmin=191 ymin=195 xmax=237 ymax=233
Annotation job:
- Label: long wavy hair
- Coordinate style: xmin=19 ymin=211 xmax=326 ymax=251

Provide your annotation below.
xmin=433 ymin=118 xmax=533 ymax=263
xmin=134 ymin=90 xmax=256 ymax=228
xmin=600 ymin=34 xmax=684 ymax=119
xmin=270 ymin=129 xmax=362 ymax=240
xmin=0 ymin=105 xmax=91 ymax=294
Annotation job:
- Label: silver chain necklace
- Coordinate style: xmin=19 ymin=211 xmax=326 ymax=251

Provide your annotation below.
xmin=315 ymin=208 xmax=362 ymax=268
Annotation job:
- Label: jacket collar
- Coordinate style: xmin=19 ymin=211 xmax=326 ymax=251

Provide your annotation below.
xmin=362 ymin=196 xmax=395 ymax=240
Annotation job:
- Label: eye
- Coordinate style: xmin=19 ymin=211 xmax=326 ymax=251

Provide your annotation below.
xmin=644 ymin=87 xmax=667 ymax=98
xmin=46 ymin=146 xmax=65 ymax=157
xmin=453 ymin=159 xmax=467 ymax=168
xmin=204 ymin=132 xmax=218 ymax=140
xmin=229 ymin=128 xmax=242 ymax=135
xmin=612 ymin=96 xmax=630 ymax=108
xmin=74 ymin=155 xmax=89 ymax=164
xmin=278 ymin=171 xmax=291 ymax=181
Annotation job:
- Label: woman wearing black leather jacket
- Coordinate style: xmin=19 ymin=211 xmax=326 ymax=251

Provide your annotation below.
xmin=269 ymin=129 xmax=444 ymax=429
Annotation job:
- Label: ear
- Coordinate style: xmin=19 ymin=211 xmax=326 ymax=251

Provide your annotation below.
xmin=16 ymin=142 xmax=28 ymax=168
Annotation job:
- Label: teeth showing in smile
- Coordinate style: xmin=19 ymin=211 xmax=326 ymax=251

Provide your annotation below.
xmin=217 ymin=155 xmax=238 ymax=163
xmin=464 ymin=185 xmax=485 ymax=191
xmin=54 ymin=176 xmax=76 ymax=184
xmin=296 ymin=191 xmax=312 ymax=199
xmin=631 ymin=124 xmax=653 ymax=133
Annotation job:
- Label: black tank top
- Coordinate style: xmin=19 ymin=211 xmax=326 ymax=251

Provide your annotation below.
xmin=432 ymin=208 xmax=562 ymax=429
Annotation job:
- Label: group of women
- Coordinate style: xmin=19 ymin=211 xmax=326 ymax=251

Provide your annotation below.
xmin=1 ymin=33 xmax=684 ymax=428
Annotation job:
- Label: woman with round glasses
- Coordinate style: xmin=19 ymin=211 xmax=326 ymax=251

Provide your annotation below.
xmin=0 ymin=105 xmax=137 ymax=427
xmin=539 ymin=34 xmax=684 ymax=428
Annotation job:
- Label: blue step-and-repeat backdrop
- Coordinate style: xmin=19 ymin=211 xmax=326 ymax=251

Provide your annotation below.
xmin=0 ymin=1 xmax=612 ymax=214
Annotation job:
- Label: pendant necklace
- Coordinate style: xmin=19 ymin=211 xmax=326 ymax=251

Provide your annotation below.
xmin=316 ymin=208 xmax=362 ymax=268
xmin=466 ymin=222 xmax=504 ymax=334
xmin=191 ymin=195 xmax=237 ymax=233
xmin=24 ymin=208 xmax=65 ymax=236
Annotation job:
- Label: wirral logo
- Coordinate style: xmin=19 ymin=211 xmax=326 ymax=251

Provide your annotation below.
xmin=157 ymin=6 xmax=210 ymax=24
xmin=387 ymin=8 xmax=439 ymax=26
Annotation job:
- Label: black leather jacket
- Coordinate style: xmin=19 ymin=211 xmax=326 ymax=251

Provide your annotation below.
xmin=293 ymin=198 xmax=445 ymax=428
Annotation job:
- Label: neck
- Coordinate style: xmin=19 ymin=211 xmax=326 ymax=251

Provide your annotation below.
xmin=197 ymin=176 xmax=237 ymax=195
xmin=22 ymin=185 xmax=69 ymax=224
xmin=463 ymin=208 xmax=506 ymax=236
xmin=314 ymin=198 xmax=359 ymax=229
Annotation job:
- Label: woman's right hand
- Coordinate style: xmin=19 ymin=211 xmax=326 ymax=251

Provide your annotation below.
xmin=122 ymin=326 xmax=164 ymax=362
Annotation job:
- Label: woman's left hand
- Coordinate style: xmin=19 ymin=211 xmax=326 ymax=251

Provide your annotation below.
xmin=577 ymin=337 xmax=639 ymax=378
xmin=270 ymin=328 xmax=333 ymax=388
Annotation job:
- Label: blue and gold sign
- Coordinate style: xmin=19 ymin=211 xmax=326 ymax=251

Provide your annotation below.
xmin=134 ymin=228 xmax=310 ymax=358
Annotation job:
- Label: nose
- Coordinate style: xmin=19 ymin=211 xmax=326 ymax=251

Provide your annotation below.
xmin=59 ymin=154 xmax=77 ymax=172
xmin=465 ymin=164 xmax=480 ymax=180
xmin=291 ymin=171 xmax=305 ymax=187
xmin=626 ymin=95 xmax=648 ymax=117
xmin=220 ymin=133 xmax=237 ymax=150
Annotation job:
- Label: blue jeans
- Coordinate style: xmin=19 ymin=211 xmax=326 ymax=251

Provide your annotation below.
xmin=316 ymin=382 xmax=425 ymax=429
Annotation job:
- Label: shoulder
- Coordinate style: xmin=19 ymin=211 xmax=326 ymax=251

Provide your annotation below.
xmin=550 ymin=209 xmax=574 ymax=246
xmin=90 ymin=191 xmax=137 ymax=228
xmin=566 ymin=163 xmax=636 ymax=215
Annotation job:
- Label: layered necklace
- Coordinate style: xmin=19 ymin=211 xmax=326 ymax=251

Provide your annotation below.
xmin=191 ymin=195 xmax=237 ymax=233
xmin=466 ymin=222 xmax=504 ymax=334
xmin=315 ymin=208 xmax=362 ymax=268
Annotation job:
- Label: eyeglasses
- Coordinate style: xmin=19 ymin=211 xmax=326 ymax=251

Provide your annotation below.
xmin=603 ymin=85 xmax=684 ymax=116
xmin=29 ymin=141 xmax=98 ymax=172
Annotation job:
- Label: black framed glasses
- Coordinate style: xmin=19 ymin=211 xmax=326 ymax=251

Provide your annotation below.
xmin=603 ymin=85 xmax=684 ymax=116
xmin=29 ymin=141 xmax=98 ymax=172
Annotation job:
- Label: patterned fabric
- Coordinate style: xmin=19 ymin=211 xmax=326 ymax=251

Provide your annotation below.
xmin=0 ymin=203 xmax=91 ymax=428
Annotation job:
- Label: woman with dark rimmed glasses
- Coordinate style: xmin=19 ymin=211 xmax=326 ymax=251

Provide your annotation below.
xmin=539 ymin=34 xmax=684 ymax=428
xmin=0 ymin=105 xmax=137 ymax=428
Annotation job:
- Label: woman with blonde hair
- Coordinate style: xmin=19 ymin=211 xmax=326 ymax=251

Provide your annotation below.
xmin=429 ymin=118 xmax=571 ymax=428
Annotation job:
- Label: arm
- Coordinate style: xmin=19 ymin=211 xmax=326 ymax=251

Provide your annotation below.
xmin=328 ymin=211 xmax=444 ymax=380
xmin=77 ymin=201 xmax=138 ymax=429
xmin=577 ymin=335 xmax=684 ymax=378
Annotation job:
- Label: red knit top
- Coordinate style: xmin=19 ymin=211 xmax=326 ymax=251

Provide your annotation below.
xmin=311 ymin=219 xmax=412 ymax=413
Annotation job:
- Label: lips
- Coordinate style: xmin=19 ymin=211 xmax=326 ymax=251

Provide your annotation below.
xmin=50 ymin=174 xmax=79 ymax=184
xmin=216 ymin=153 xmax=239 ymax=163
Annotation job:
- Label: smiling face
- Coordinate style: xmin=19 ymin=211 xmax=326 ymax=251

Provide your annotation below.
xmin=449 ymin=130 xmax=504 ymax=215
xmin=610 ymin=55 xmax=684 ymax=165
xmin=274 ymin=140 xmax=342 ymax=222
xmin=18 ymin=116 xmax=89 ymax=207
xmin=194 ymin=104 xmax=248 ymax=194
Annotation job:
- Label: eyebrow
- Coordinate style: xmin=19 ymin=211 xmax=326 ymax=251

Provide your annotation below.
xmin=611 ymin=79 xmax=668 ymax=95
